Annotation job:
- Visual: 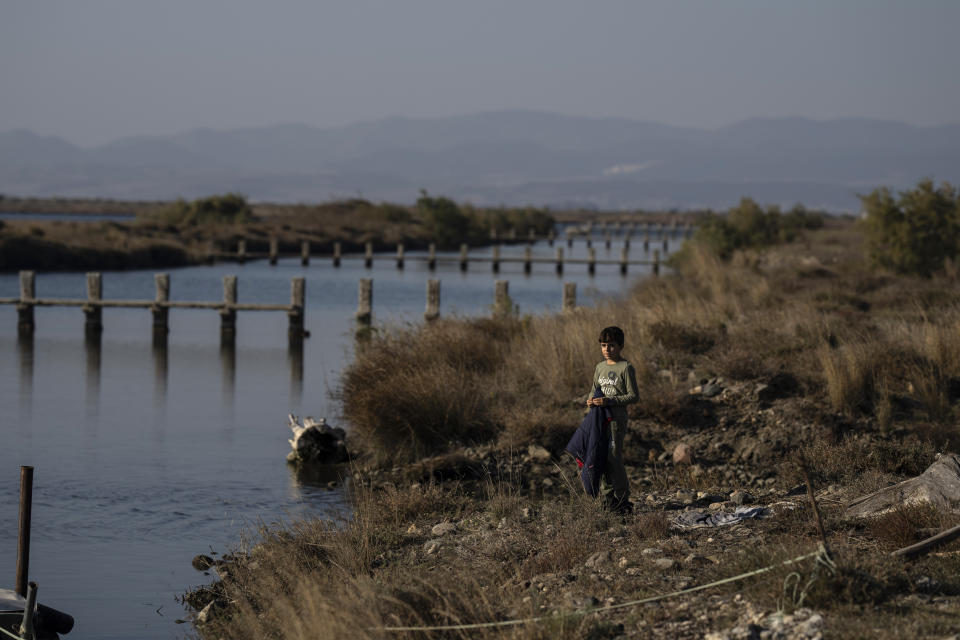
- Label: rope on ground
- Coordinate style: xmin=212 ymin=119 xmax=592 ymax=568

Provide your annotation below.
xmin=371 ymin=543 xmax=833 ymax=633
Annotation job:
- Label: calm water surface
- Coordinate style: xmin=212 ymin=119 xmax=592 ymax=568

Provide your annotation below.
xmin=0 ymin=233 xmax=676 ymax=639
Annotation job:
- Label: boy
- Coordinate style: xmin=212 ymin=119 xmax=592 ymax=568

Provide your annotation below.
xmin=586 ymin=326 xmax=639 ymax=513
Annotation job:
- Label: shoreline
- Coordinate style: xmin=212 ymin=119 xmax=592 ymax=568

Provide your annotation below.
xmin=182 ymin=219 xmax=960 ymax=639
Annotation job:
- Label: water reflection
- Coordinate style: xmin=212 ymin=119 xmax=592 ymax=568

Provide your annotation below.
xmin=288 ymin=339 xmax=303 ymax=407
xmin=152 ymin=340 xmax=168 ymax=413
xmin=220 ymin=341 xmax=236 ymax=427
xmin=84 ymin=334 xmax=101 ymax=424
xmin=17 ymin=334 xmax=33 ymax=422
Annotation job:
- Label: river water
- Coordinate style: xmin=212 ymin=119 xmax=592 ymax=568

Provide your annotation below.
xmin=0 ymin=231 xmax=676 ymax=639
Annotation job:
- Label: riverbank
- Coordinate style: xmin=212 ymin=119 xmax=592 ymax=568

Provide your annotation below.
xmin=182 ymin=217 xmax=960 ymax=639
xmin=0 ymin=195 xmax=563 ymax=272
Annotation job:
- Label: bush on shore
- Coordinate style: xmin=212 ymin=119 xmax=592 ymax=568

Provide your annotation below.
xmin=861 ymin=179 xmax=960 ymax=277
xmin=142 ymin=193 xmax=254 ymax=226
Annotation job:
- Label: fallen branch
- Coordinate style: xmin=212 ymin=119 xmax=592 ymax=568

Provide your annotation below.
xmin=892 ymin=522 xmax=960 ymax=559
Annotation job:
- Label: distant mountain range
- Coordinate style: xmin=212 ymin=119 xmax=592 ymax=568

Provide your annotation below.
xmin=2 ymin=111 xmax=957 ymax=211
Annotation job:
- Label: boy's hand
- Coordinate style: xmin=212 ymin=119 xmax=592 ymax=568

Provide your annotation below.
xmin=587 ymin=397 xmax=607 ymax=407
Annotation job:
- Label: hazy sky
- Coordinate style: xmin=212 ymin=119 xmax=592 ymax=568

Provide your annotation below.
xmin=2 ymin=0 xmax=958 ymax=146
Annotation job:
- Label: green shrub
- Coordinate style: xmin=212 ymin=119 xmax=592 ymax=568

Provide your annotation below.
xmin=861 ymin=179 xmax=960 ymax=277
xmin=676 ymin=198 xmax=824 ymax=262
xmin=417 ymin=190 xmax=475 ymax=247
xmin=143 ymin=193 xmax=253 ymax=226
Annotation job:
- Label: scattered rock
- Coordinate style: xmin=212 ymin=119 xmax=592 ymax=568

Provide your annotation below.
xmin=730 ymin=490 xmax=754 ymax=506
xmin=653 ymin=558 xmax=675 ymax=570
xmin=423 ymin=540 xmax=442 ymax=555
xmin=406 ymin=523 xmax=420 ymax=535
xmin=584 ymin=550 xmax=611 ymax=568
xmin=195 ymin=601 xmax=214 ymax=625
xmin=701 ymin=382 xmax=723 ymax=398
xmin=673 ymin=443 xmax=694 ymax=465
xmin=527 ymin=444 xmax=551 ymax=463
xmin=431 ymin=521 xmax=457 ymax=536
xmin=641 ymin=547 xmax=663 ymax=557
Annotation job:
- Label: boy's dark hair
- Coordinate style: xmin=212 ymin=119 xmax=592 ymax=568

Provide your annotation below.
xmin=599 ymin=326 xmax=625 ymax=346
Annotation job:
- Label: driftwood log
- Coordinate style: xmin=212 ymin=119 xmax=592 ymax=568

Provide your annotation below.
xmin=845 ymin=453 xmax=960 ymax=519
xmin=286 ymin=414 xmax=349 ymax=465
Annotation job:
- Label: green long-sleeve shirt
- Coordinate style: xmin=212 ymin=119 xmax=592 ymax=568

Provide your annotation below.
xmin=588 ymin=359 xmax=639 ymax=424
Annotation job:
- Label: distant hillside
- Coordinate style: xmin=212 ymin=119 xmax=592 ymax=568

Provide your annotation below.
xmin=2 ymin=111 xmax=957 ymax=210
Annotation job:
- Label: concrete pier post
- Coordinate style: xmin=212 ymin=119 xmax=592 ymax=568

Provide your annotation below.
xmin=152 ymin=273 xmax=170 ymax=346
xmin=555 ymin=247 xmax=564 ymax=275
xmin=269 ymin=237 xmax=278 ymax=265
xmin=620 ymin=247 xmax=629 ymax=276
xmin=84 ymin=272 xmax=103 ymax=341
xmin=428 ymin=243 xmax=437 ymax=270
xmin=644 ymin=228 xmax=650 ymax=251
xmin=547 ymin=229 xmax=555 ymax=247
xmin=396 ymin=243 xmax=405 ymax=269
xmin=653 ymin=250 xmax=661 ymax=276
xmin=364 ymin=242 xmax=373 ymax=268
xmin=220 ymin=275 xmax=237 ymax=344
xmin=356 ymin=278 xmax=373 ymax=324
xmin=567 ymin=228 xmax=574 ymax=248
xmin=624 ymin=230 xmax=631 ymax=250
xmin=333 ymin=242 xmax=342 ymax=267
xmin=492 ymin=245 xmax=500 ymax=273
xmin=17 ymin=271 xmax=35 ymax=338
xmin=425 ymin=279 xmax=440 ymax=321
xmin=527 ymin=228 xmax=536 ymax=244
xmin=301 ymin=241 xmax=310 ymax=266
xmin=237 ymin=240 xmax=247 ymax=264
xmin=562 ymin=282 xmax=576 ymax=312
xmin=604 ymin=232 xmax=611 ymax=249
xmin=494 ymin=280 xmax=510 ymax=316
xmin=459 ymin=244 xmax=468 ymax=271
xmin=524 ymin=246 xmax=532 ymax=274
xmin=288 ymin=277 xmax=306 ymax=345
xmin=588 ymin=247 xmax=596 ymax=275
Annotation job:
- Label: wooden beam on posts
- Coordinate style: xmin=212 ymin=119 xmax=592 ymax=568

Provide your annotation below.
xmin=588 ymin=247 xmax=596 ymax=275
xmin=356 ymin=278 xmax=372 ymax=324
xmin=220 ymin=275 xmax=237 ymax=344
xmin=16 ymin=465 xmax=33 ymax=598
xmin=269 ymin=237 xmax=278 ymax=265
xmin=17 ymin=271 xmax=35 ymax=338
xmin=562 ymin=282 xmax=576 ymax=312
xmin=428 ymin=243 xmax=437 ymax=270
xmin=620 ymin=247 xmax=629 ymax=275
xmin=523 ymin=246 xmax=532 ymax=274
xmin=555 ymin=247 xmax=564 ymax=275
xmin=333 ymin=242 xmax=342 ymax=267
xmin=288 ymin=277 xmax=306 ymax=344
xmin=301 ymin=241 xmax=310 ymax=266
xmin=364 ymin=242 xmax=373 ymax=268
xmin=492 ymin=245 xmax=500 ymax=273
xmin=396 ymin=243 xmax=405 ymax=269
xmin=152 ymin=273 xmax=170 ymax=346
xmin=84 ymin=272 xmax=103 ymax=341
xmin=459 ymin=244 xmax=468 ymax=272
xmin=237 ymin=240 xmax=247 ymax=264
xmin=653 ymin=249 xmax=661 ymax=276
xmin=494 ymin=280 xmax=510 ymax=316
xmin=424 ymin=279 xmax=440 ymax=321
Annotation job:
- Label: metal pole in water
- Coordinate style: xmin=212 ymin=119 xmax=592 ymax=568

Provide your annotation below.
xmin=16 ymin=465 xmax=33 ymax=598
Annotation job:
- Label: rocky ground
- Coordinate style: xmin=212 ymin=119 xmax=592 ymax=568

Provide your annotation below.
xmin=183 ymin=369 xmax=960 ymax=639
